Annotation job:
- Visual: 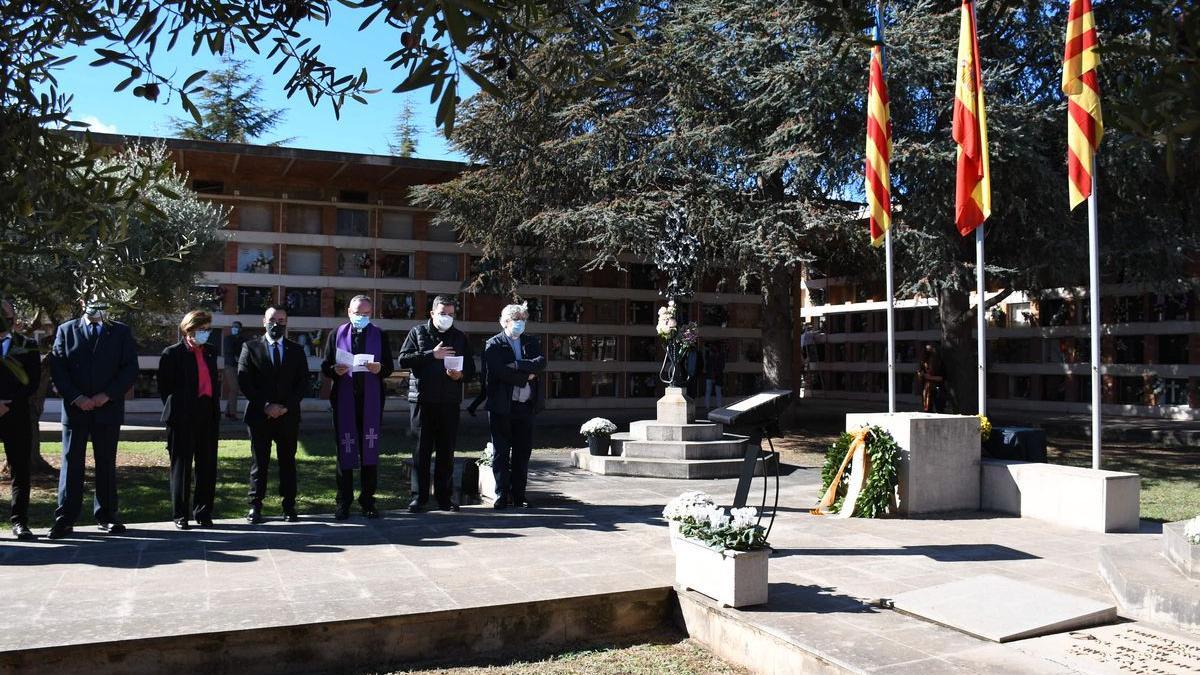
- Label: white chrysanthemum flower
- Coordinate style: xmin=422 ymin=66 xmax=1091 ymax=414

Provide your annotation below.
xmin=730 ymin=507 xmax=758 ymax=530
xmin=662 ymin=491 xmax=715 ymax=520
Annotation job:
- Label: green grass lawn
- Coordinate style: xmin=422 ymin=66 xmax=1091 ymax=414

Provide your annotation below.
xmin=11 ymin=426 xmax=583 ymax=529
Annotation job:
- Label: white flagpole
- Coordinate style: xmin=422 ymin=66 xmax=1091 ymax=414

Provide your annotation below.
xmin=1088 ymin=161 xmax=1102 ymax=468
xmin=977 ymin=226 xmax=987 ymax=416
xmin=886 ymin=228 xmax=896 ymax=413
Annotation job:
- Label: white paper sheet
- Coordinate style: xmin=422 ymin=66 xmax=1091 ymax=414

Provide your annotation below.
xmin=443 ymin=355 xmax=464 ymax=372
xmin=336 ymin=349 xmax=355 ymax=368
xmin=352 ymin=353 xmax=373 ymax=373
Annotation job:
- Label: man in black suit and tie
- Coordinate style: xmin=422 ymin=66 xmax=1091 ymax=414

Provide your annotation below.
xmin=0 ymin=299 xmax=41 ymax=540
xmin=482 ymin=303 xmax=546 ymax=510
xmin=48 ymin=299 xmax=139 ymax=538
xmin=238 ymin=306 xmax=310 ymax=523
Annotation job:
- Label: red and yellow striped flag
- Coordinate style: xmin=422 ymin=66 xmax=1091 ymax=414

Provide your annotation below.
xmin=1063 ymin=0 xmax=1103 ymax=209
xmin=952 ymin=0 xmax=991 ymax=236
xmin=865 ymin=21 xmax=892 ymax=247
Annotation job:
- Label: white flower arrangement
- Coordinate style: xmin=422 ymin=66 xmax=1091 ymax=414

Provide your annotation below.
xmin=476 ymin=442 xmax=495 ymax=467
xmin=579 ymin=417 xmax=617 ymax=438
xmin=1185 ymin=516 xmax=1200 ymax=545
xmin=656 ymin=300 xmax=678 ymax=340
xmin=662 ymin=491 xmax=768 ymax=552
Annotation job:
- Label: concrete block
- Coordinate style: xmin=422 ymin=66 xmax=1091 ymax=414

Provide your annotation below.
xmin=571 ymin=449 xmax=772 ymax=479
xmin=657 ymin=387 xmax=694 ymax=425
xmin=1099 ymin=538 xmax=1200 ymax=633
xmin=621 ymin=437 xmax=750 ymax=461
xmin=890 ymin=575 xmax=1117 ymax=643
xmin=981 ymin=460 xmax=1140 ymax=533
xmin=844 ymin=412 xmax=980 ymax=514
xmin=674 ymin=536 xmax=769 ymax=608
xmin=1163 ymin=520 xmax=1200 ymax=580
xmin=629 ymin=420 xmax=724 ymax=442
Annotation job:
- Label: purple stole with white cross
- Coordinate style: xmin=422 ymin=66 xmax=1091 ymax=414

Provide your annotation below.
xmin=334 ymin=323 xmax=383 ymax=470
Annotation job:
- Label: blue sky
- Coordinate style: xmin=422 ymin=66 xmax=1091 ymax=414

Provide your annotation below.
xmin=51 ymin=9 xmax=478 ymax=162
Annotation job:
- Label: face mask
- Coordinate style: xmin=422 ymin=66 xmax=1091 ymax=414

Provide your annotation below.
xmin=231 ymin=326 xmax=240 ymax=336
xmin=432 ymin=314 xmax=454 ymax=332
xmin=350 ymin=315 xmax=371 ymax=330
xmin=508 ymin=320 xmax=526 ymax=337
xmin=193 ymin=330 xmax=211 ymax=344
xmin=267 ymin=322 xmax=286 ymax=340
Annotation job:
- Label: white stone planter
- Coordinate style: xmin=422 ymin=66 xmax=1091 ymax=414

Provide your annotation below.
xmin=478 ymin=464 xmax=498 ymax=504
xmin=674 ymin=536 xmax=770 ymax=608
xmin=668 ymin=521 xmax=682 ymax=551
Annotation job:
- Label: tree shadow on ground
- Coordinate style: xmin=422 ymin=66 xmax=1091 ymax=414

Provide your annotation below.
xmin=772 ymin=543 xmax=1039 ymax=563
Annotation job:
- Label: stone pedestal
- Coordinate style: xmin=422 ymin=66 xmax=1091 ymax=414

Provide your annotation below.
xmin=844 ymin=412 xmax=980 ymax=515
xmin=1164 ymin=520 xmax=1200 ymax=580
xmin=656 ymin=387 xmax=695 ymax=425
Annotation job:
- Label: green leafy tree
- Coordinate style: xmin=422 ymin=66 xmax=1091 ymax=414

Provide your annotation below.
xmin=171 ymin=57 xmax=289 ymax=144
xmin=388 ymin=100 xmax=420 ymax=157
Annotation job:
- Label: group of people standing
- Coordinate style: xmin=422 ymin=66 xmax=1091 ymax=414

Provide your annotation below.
xmin=0 ymin=294 xmax=545 ymax=540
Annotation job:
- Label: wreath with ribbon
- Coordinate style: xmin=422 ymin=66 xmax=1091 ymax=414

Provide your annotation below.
xmin=813 ymin=426 xmax=900 ymax=518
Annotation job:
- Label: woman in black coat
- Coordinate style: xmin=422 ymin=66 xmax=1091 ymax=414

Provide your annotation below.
xmin=157 ymin=310 xmax=220 ymax=529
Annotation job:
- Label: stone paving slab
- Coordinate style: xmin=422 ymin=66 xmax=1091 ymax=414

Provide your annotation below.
xmin=0 ymin=455 xmax=1175 ymax=673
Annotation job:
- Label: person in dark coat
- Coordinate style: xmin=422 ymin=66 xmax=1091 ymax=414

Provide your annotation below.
xmin=157 ymin=310 xmax=220 ymax=529
xmin=221 ymin=320 xmax=245 ymax=419
xmin=48 ymin=298 xmax=139 ymax=538
xmin=0 ymin=299 xmax=41 ymax=540
xmin=482 ymin=303 xmax=546 ymax=509
xmin=398 ymin=295 xmax=475 ymax=512
xmin=238 ymin=306 xmax=310 ymax=523
xmin=320 ymin=295 xmax=393 ymax=519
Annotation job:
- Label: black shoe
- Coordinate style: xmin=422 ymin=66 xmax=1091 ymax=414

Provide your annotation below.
xmin=362 ymin=507 xmax=380 ymax=519
xmin=407 ymin=498 xmax=424 ymax=514
xmin=197 ymin=517 xmax=214 ymax=528
xmin=492 ymin=499 xmax=509 ymax=510
xmin=246 ymin=508 xmax=265 ymax=525
xmin=283 ymin=512 xmax=300 ymax=523
xmin=438 ymin=501 xmax=460 ymax=512
xmin=47 ymin=523 xmax=73 ymax=540
xmin=334 ymin=506 xmax=350 ymax=520
xmin=513 ymin=499 xmax=532 ymax=509
xmin=11 ymin=523 xmax=36 ymax=541
xmin=174 ymin=518 xmax=190 ymax=530
xmin=97 ymin=521 xmax=126 ymax=534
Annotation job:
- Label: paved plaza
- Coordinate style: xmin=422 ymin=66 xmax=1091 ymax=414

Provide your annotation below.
xmin=0 ymin=452 xmax=1194 ymax=673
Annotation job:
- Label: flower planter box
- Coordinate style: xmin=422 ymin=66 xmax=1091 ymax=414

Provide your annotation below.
xmin=477 ymin=465 xmax=498 ymax=504
xmin=674 ymin=535 xmax=770 ymax=608
xmin=668 ymin=520 xmax=682 ymax=551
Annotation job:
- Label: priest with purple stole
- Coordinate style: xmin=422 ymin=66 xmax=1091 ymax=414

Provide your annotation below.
xmin=321 ymin=295 xmax=394 ymax=519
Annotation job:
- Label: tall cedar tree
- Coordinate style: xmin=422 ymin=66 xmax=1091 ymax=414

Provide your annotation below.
xmin=416 ymin=0 xmax=1196 ymax=409
xmin=389 ymin=100 xmax=420 ymax=157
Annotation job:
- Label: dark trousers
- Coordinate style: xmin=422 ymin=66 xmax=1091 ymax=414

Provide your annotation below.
xmin=55 ymin=418 xmax=120 ymax=526
xmin=489 ymin=402 xmax=535 ymax=503
xmin=1 ymin=407 xmax=32 ymax=524
xmin=166 ymin=399 xmax=219 ymax=521
xmin=413 ymin=402 xmax=461 ymax=505
xmin=336 ymin=462 xmax=377 ymax=510
xmin=247 ymin=418 xmax=299 ymax=512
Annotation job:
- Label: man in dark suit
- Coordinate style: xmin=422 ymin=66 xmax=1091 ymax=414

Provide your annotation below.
xmin=399 ymin=295 xmax=474 ymax=512
xmin=48 ymin=299 xmax=138 ymax=538
xmin=238 ymin=306 xmax=310 ymax=523
xmin=0 ymin=299 xmax=40 ymax=540
xmin=482 ymin=303 xmax=546 ymax=510
xmin=321 ymin=295 xmax=393 ymax=519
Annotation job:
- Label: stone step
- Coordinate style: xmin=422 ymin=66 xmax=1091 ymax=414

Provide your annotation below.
xmin=1099 ymin=538 xmax=1200 ymax=633
xmin=572 ymin=450 xmax=774 ymax=480
xmin=628 ymin=420 xmax=725 ymax=442
xmin=621 ymin=436 xmax=750 ymax=461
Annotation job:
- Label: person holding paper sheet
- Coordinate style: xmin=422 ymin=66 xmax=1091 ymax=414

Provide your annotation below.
xmin=321 ymin=295 xmax=393 ymax=519
xmin=398 ymin=295 xmax=474 ymax=512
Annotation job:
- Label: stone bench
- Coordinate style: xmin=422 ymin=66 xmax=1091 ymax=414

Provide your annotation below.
xmin=981 ymin=459 xmax=1140 ymax=533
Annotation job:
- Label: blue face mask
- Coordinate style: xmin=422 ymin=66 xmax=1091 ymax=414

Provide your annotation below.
xmin=350 ymin=315 xmax=371 ymax=330
xmin=193 ymin=330 xmax=211 ymax=344
xmin=509 ymin=320 xmax=526 ymax=337
xmin=230 ymin=326 xmax=240 ymax=336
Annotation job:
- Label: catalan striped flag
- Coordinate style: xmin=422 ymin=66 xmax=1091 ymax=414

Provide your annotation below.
xmin=1063 ymin=0 xmax=1103 ymax=209
xmin=865 ymin=7 xmax=892 ymax=248
xmin=952 ymin=0 xmax=991 ymax=236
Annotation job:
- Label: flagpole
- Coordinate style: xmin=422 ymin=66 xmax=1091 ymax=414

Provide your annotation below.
xmin=1088 ymin=160 xmax=1101 ymax=468
xmin=976 ymin=226 xmax=986 ymax=416
xmin=878 ymin=0 xmax=896 ymax=414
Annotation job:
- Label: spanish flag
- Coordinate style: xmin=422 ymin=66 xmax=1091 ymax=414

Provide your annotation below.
xmin=952 ymin=0 xmax=991 ymax=236
xmin=1063 ymin=0 xmax=1103 ymax=209
xmin=865 ymin=9 xmax=892 ymax=248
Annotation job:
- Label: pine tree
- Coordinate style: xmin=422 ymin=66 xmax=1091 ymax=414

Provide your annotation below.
xmin=171 ymin=57 xmax=289 ymax=144
xmin=388 ymin=101 xmax=420 ymax=157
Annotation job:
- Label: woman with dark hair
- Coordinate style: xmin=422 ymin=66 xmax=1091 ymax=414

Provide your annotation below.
xmin=916 ymin=343 xmax=946 ymax=413
xmin=158 ymin=310 xmax=220 ymax=529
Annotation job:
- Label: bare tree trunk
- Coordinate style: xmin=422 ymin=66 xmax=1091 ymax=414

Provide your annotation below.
xmin=937 ymin=284 xmax=977 ymax=414
xmin=760 ymin=263 xmax=794 ymax=391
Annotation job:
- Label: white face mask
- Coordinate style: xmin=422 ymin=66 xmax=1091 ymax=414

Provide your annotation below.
xmin=432 ymin=314 xmax=454 ymax=332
